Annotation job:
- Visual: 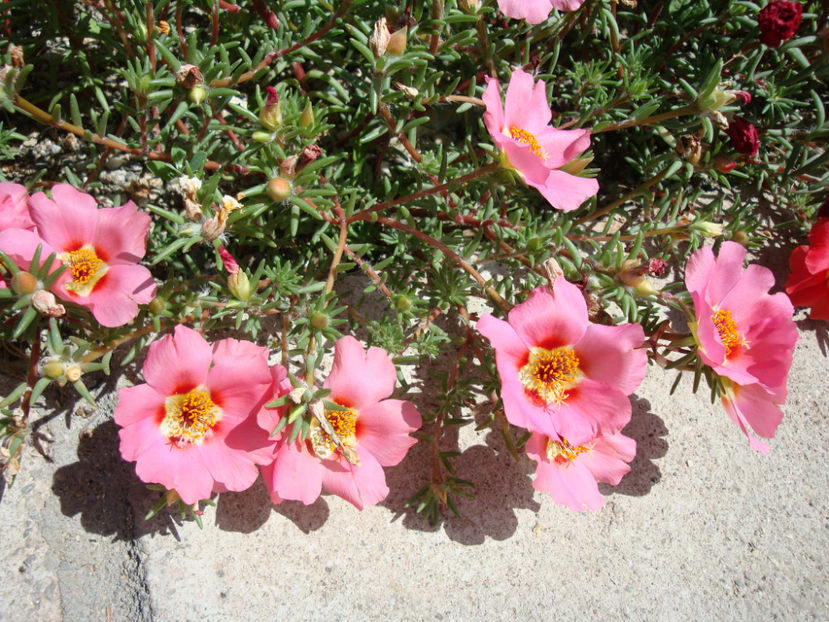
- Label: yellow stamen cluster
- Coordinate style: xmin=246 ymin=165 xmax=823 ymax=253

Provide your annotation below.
xmin=309 ymin=405 xmax=358 ymax=459
xmin=509 ymin=126 xmax=546 ymax=159
xmin=67 ymin=248 xmax=103 ymax=284
xmin=712 ymin=308 xmax=740 ymax=357
xmin=519 ymin=346 xmax=580 ymax=405
xmin=162 ymin=389 xmax=220 ymax=443
xmin=546 ymin=436 xmax=591 ymax=464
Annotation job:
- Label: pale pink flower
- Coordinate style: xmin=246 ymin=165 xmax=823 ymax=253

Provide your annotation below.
xmin=0 ymin=182 xmax=33 ymax=231
xmin=114 ymin=325 xmax=276 ymax=505
xmin=526 ymin=429 xmax=635 ymax=511
xmin=483 ymin=68 xmax=598 ymax=211
xmin=498 ymin=0 xmax=586 ymax=23
xmin=720 ymin=379 xmax=785 ymax=454
xmin=8 ymin=184 xmax=156 ymax=327
xmin=477 ymin=277 xmax=647 ymax=445
xmin=685 ymin=241 xmax=798 ymax=391
xmin=260 ymin=336 xmax=421 ymax=510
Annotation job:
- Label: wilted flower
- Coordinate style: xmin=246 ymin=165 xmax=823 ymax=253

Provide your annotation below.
xmin=260 ymin=336 xmax=421 ymax=509
xmin=483 ymin=69 xmax=599 ymax=211
xmin=370 ymin=17 xmax=391 ymax=57
xmin=725 ymin=116 xmax=759 ymax=156
xmin=757 ymin=0 xmax=803 ymax=47
xmin=114 ymin=326 xmax=276 ymax=505
xmin=175 ymin=64 xmax=203 ymax=89
xmin=786 ymin=218 xmax=829 ymax=320
xmin=31 ymin=290 xmax=66 ymax=317
xmin=477 ymin=277 xmax=647 ymax=444
xmin=259 ymin=86 xmax=282 ymax=131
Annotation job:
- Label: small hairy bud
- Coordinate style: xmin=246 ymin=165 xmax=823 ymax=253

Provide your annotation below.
xmin=65 ymin=364 xmax=82 ymax=383
xmin=299 ymin=101 xmax=314 ymax=128
xmin=42 ymin=359 xmax=65 ymax=380
xmin=394 ymin=295 xmax=412 ymax=312
xmin=387 ymin=27 xmax=408 ymax=55
xmin=228 ymin=270 xmax=252 ymax=301
xmin=148 ymin=296 xmax=166 ymax=315
xmin=310 ymin=311 xmax=329 ymax=330
xmin=10 ymin=271 xmax=36 ymax=295
xmin=188 ymin=85 xmax=206 ymax=105
xmin=176 ymin=64 xmax=204 ymax=89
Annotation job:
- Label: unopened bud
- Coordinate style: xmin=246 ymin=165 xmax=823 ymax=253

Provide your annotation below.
xmin=10 ymin=271 xmax=36 ymax=295
xmin=394 ymin=295 xmax=412 ymax=312
xmin=731 ymin=230 xmax=749 ymax=246
xmin=387 ymin=27 xmax=408 ymax=56
xmin=266 ymin=177 xmax=292 ymax=201
xmin=309 ymin=311 xmax=328 ymax=330
xmin=201 ymin=216 xmax=225 ymax=241
xmin=459 ymin=0 xmax=481 ymax=12
xmin=618 ymin=260 xmax=659 ymax=296
xmin=32 ymin=290 xmax=65 ymax=317
xmin=676 ymin=134 xmax=702 ymax=165
xmin=542 ymin=257 xmax=564 ymax=288
xmin=65 ymin=364 xmax=82 ymax=383
xmin=370 ymin=17 xmax=391 ymax=57
xmin=252 ymin=130 xmax=274 ymax=143
xmin=218 ymin=246 xmax=240 ymax=276
xmin=228 ymin=270 xmax=252 ymax=301
xmin=42 ymin=359 xmax=65 ymax=379
xmin=280 ymin=155 xmax=298 ymax=178
xmin=149 ymin=296 xmax=166 ymax=314
xmin=188 ymin=85 xmax=206 ymax=105
xmin=693 ymin=221 xmax=724 ymax=238
xmin=559 ymin=155 xmax=593 ymax=176
xmin=259 ymin=86 xmax=282 ymax=131
xmin=176 ymin=64 xmax=204 ymax=89
xmin=299 ymin=101 xmax=314 ymax=128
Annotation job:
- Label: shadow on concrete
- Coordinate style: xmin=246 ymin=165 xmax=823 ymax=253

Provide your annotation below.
xmin=796 ymin=318 xmax=829 ymax=357
xmin=271 ymin=496 xmax=330 ymax=533
xmin=214 ymin=478 xmax=273 ymax=533
xmin=600 ymin=395 xmax=669 ymax=498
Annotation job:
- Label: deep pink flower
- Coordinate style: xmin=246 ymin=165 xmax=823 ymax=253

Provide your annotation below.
xmin=526 ymin=429 xmax=635 ymax=511
xmin=726 ymin=117 xmax=759 ymax=156
xmin=2 ymin=184 xmax=156 ymax=327
xmin=757 ymin=1 xmax=802 ymax=47
xmin=686 ymin=241 xmax=798 ymax=390
xmin=114 ymin=325 xmax=276 ymax=505
xmin=497 ymin=0 xmax=585 ymax=23
xmin=483 ymin=69 xmax=598 ymax=211
xmin=720 ymin=380 xmax=786 ymax=454
xmin=0 ymin=182 xmax=33 ymax=232
xmin=260 ymin=336 xmax=421 ymax=510
xmin=477 ymin=277 xmax=647 ymax=445
xmin=786 ymin=218 xmax=829 ymax=320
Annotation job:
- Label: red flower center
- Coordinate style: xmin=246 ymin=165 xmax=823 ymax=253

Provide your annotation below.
xmin=520 ymin=347 xmax=580 ymax=405
xmin=509 ymin=126 xmax=546 ymax=159
xmin=162 ymin=388 xmax=220 ymax=443
xmin=545 ymin=436 xmax=591 ymax=464
xmin=712 ymin=309 xmax=741 ymax=357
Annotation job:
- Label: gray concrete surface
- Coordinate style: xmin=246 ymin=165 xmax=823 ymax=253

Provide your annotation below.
xmin=1 ymin=313 xmax=827 ymax=621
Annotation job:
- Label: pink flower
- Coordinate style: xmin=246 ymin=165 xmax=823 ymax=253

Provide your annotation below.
xmin=526 ymin=429 xmax=635 ymax=511
xmin=4 ymin=184 xmax=156 ymax=327
xmin=0 ymin=182 xmax=33 ymax=232
xmin=785 ymin=218 xmax=829 ymax=320
xmin=720 ymin=380 xmax=786 ymax=454
xmin=497 ymin=0 xmax=586 ymax=23
xmin=260 ymin=336 xmax=421 ymax=510
xmin=114 ymin=325 xmax=276 ymax=505
xmin=685 ymin=241 xmax=798 ymax=391
xmin=477 ymin=277 xmax=647 ymax=445
xmin=483 ymin=69 xmax=598 ymax=211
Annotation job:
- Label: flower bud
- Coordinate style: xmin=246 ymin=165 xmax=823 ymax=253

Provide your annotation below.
xmin=370 ymin=17 xmax=391 ymax=57
xmin=176 ymin=64 xmax=204 ymax=89
xmin=394 ymin=295 xmax=412 ymax=312
xmin=149 ymin=295 xmax=166 ymax=315
xmin=228 ymin=270 xmax=252 ymax=301
xmin=42 ymin=359 xmax=65 ymax=380
xmin=299 ymin=101 xmax=314 ymax=128
xmin=387 ymin=27 xmax=408 ymax=56
xmin=693 ymin=221 xmax=724 ymax=238
xmin=259 ymin=86 xmax=282 ymax=131
xmin=459 ymin=0 xmax=481 ymax=12
xmin=731 ymin=230 xmax=750 ymax=246
xmin=617 ymin=260 xmax=659 ymax=296
xmin=252 ymin=130 xmax=274 ymax=143
xmin=32 ymin=290 xmax=66 ymax=317
xmin=266 ymin=177 xmax=292 ymax=202
xmin=188 ymin=85 xmax=206 ymax=105
xmin=559 ymin=155 xmax=593 ymax=176
xmin=201 ymin=216 xmax=225 ymax=241
xmin=10 ymin=271 xmax=36 ymax=295
xmin=65 ymin=364 xmax=82 ymax=383
xmin=309 ymin=311 xmax=328 ymax=330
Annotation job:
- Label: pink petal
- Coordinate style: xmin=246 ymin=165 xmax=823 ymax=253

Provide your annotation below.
xmin=198 ymin=433 xmax=262 ymax=493
xmin=0 ymin=183 xmax=34 ymax=231
xmin=321 ymin=446 xmax=389 ymax=510
xmin=113 ymin=383 xmax=165 ymax=428
xmin=267 ymin=440 xmax=323 ymax=505
xmin=208 ymin=338 xmax=272 ymax=417
xmin=29 ymin=187 xmax=97 ymax=251
xmin=551 ymin=0 xmax=586 ymax=10
xmin=530 ymin=445 xmax=604 ymax=511
xmin=531 ymin=169 xmax=599 ymax=212
xmin=556 ymin=378 xmax=632 ymax=443
xmin=131 ymin=439 xmax=214 ymax=505
xmin=79 ymin=263 xmax=156 ymax=327
xmin=324 ymin=336 xmax=397 ymax=409
xmin=719 ymin=263 xmax=775 ymax=315
xmin=504 ymin=69 xmax=551 ymax=130
xmin=142 ymin=325 xmax=212 ymax=396
xmin=117 ymin=407 xmax=166 ymax=461
xmin=500 ymin=378 xmax=542 ymax=432
xmin=0 ymin=228 xmax=60 ymax=273
xmin=482 ymin=77 xmax=506 ymax=145
xmin=507 ymin=281 xmax=588 ymax=350
xmin=355 ymin=399 xmax=420 ymax=467
xmin=581 ymin=433 xmax=636 ymax=485
xmin=535 ymin=127 xmax=591 ymax=169
xmin=502 ymin=139 xmax=553 ymax=184
xmin=222 ymin=415 xmax=278 ymax=465
xmin=497 ymin=0 xmax=554 ymax=24
xmin=92 ymin=201 xmax=151 ymax=263
xmin=476 ymin=313 xmax=528 ymax=366
xmin=574 ymin=322 xmax=646 ymax=395
xmin=257 ymin=365 xmax=291 ymax=436
xmin=723 ymin=383 xmax=784 ymax=449
xmin=258 ymin=463 xmax=284 ymax=504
